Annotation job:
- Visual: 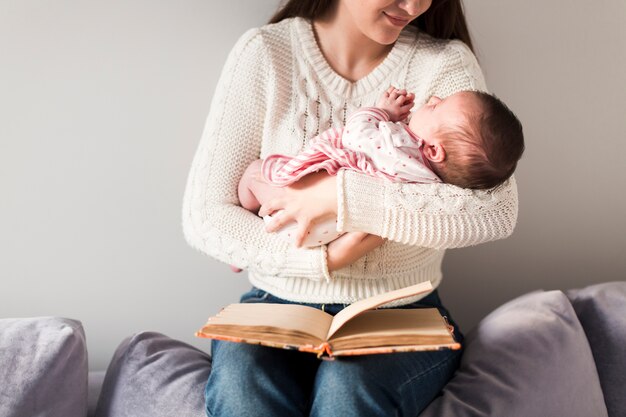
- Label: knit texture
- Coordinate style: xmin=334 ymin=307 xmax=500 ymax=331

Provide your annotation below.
xmin=182 ymin=17 xmax=518 ymax=304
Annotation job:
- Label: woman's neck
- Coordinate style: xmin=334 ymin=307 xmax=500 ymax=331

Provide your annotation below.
xmin=312 ymin=11 xmax=393 ymax=83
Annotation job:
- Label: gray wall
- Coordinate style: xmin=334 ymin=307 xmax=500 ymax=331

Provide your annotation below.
xmin=1 ymin=1 xmax=624 ymax=371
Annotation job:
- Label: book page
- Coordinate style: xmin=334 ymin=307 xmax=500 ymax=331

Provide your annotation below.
xmin=328 ymin=308 xmax=454 ymax=350
xmin=326 ymin=281 xmax=433 ymax=340
xmin=202 ymin=303 xmax=333 ymax=343
xmin=331 ymin=343 xmax=461 ymax=357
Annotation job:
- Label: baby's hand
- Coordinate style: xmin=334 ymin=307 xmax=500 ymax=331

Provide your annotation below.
xmin=377 ymin=86 xmax=415 ymax=122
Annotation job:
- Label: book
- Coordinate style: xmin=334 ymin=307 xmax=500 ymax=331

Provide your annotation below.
xmin=195 ymin=281 xmax=460 ymax=359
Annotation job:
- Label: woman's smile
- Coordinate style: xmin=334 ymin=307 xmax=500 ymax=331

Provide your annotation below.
xmin=383 ymin=11 xmax=411 ymax=27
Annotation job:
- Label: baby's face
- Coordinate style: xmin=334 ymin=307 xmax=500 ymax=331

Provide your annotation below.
xmin=408 ymin=91 xmax=479 ymax=143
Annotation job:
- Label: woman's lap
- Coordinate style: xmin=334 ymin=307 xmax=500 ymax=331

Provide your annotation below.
xmin=310 ymin=345 xmax=461 ymax=416
xmin=205 ymin=287 xmax=463 ymax=417
xmin=206 ymin=339 xmax=319 ymax=416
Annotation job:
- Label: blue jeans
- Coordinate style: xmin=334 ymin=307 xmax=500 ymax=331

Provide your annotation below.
xmin=205 ymin=287 xmax=463 ymax=417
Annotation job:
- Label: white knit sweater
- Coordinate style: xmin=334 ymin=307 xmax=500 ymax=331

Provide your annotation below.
xmin=182 ymin=17 xmax=518 ymax=304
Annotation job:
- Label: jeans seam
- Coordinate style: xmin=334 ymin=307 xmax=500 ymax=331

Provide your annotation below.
xmin=398 ymin=352 xmax=460 ymax=392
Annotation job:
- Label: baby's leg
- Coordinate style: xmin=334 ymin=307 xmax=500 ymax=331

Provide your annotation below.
xmin=238 ymin=159 xmax=287 ymax=213
xmin=232 ymin=159 xmax=288 ymax=272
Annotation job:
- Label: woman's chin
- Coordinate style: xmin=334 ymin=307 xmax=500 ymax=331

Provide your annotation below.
xmin=371 ymin=28 xmax=404 ymax=45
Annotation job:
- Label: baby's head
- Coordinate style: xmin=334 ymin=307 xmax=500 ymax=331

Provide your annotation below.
xmin=409 ymin=91 xmax=524 ymax=189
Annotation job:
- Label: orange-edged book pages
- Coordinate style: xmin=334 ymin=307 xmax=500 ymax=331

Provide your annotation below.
xmin=195 ymin=281 xmax=460 ymax=359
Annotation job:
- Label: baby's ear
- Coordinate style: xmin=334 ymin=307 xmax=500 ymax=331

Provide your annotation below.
xmin=423 ymin=143 xmax=446 ymax=163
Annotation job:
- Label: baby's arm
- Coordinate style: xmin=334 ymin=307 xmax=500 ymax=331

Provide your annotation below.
xmin=326 ymin=232 xmax=386 ymax=271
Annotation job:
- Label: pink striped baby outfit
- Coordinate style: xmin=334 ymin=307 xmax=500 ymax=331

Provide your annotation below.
xmin=262 ymin=107 xmax=441 ymax=186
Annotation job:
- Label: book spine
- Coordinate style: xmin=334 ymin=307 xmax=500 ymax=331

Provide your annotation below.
xmin=318 ymin=342 xmax=333 ymax=359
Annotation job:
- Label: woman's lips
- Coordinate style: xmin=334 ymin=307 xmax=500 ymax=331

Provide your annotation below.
xmin=383 ymin=12 xmax=410 ymax=27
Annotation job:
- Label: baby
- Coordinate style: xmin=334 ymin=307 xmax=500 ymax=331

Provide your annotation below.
xmin=231 ymin=86 xmax=524 ymax=271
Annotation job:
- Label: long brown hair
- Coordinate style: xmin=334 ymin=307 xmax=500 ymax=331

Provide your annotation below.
xmin=268 ymin=0 xmax=474 ymax=52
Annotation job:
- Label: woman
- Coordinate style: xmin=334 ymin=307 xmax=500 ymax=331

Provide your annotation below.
xmin=182 ymin=0 xmax=518 ymax=415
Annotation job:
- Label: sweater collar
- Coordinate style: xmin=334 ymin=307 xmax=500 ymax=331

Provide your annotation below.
xmin=293 ymin=17 xmax=417 ymax=99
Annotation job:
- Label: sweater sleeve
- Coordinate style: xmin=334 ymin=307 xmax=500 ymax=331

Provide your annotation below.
xmin=335 ymin=40 xmax=519 ymax=249
xmin=181 ymin=28 xmax=330 ymax=281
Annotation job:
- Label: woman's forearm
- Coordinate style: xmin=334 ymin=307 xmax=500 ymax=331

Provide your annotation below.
xmin=182 ymin=28 xmax=331 ymax=281
xmin=336 ymin=169 xmax=518 ymax=249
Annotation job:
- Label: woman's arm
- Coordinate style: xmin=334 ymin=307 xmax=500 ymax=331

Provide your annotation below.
xmin=261 ymin=41 xmax=519 ymax=250
xmin=182 ymin=29 xmax=331 ymax=281
xmin=337 ymin=171 xmax=518 ymax=248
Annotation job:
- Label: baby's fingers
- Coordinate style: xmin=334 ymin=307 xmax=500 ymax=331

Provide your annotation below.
xmin=400 ymin=101 xmax=414 ymax=112
xmin=395 ymin=94 xmax=408 ymax=104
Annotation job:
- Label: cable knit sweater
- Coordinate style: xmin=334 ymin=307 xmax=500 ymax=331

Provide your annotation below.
xmin=182 ymin=17 xmax=518 ymax=304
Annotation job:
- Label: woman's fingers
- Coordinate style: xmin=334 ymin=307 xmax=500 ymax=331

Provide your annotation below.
xmin=295 ymin=217 xmax=316 ymax=248
xmin=263 ymin=208 xmax=316 ymax=248
xmin=266 ymin=211 xmax=311 ymax=248
xmin=258 ymin=197 xmax=284 ymax=217
xmin=293 ymin=218 xmax=312 ymax=248
xmin=264 ymin=209 xmax=294 ymax=233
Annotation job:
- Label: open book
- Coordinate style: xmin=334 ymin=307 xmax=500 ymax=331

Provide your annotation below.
xmin=195 ymin=281 xmax=460 ymax=358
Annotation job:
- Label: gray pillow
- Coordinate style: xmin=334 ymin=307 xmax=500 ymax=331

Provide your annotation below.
xmin=419 ymin=290 xmax=608 ymax=417
xmin=94 ymin=332 xmax=211 ymax=417
xmin=566 ymin=281 xmax=626 ymax=417
xmin=0 ymin=317 xmax=88 ymax=417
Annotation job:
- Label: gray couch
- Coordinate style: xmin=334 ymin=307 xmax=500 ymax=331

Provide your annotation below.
xmin=2 ymin=282 xmax=624 ymax=417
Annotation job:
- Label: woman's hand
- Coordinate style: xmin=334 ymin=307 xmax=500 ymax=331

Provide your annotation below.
xmin=258 ymin=171 xmax=338 ymax=248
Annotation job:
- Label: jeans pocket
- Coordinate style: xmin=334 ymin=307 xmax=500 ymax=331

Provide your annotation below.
xmin=240 ymin=287 xmax=270 ymax=303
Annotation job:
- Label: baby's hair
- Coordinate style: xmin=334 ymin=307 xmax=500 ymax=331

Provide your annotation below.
xmin=436 ymin=91 xmax=525 ymax=190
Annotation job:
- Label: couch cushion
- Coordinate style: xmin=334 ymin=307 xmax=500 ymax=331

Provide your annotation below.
xmin=88 ymin=370 xmax=106 ymax=417
xmin=0 ymin=317 xmax=88 ymax=417
xmin=566 ymin=281 xmax=626 ymax=417
xmin=94 ymin=332 xmax=211 ymax=417
xmin=419 ymin=290 xmax=608 ymax=417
